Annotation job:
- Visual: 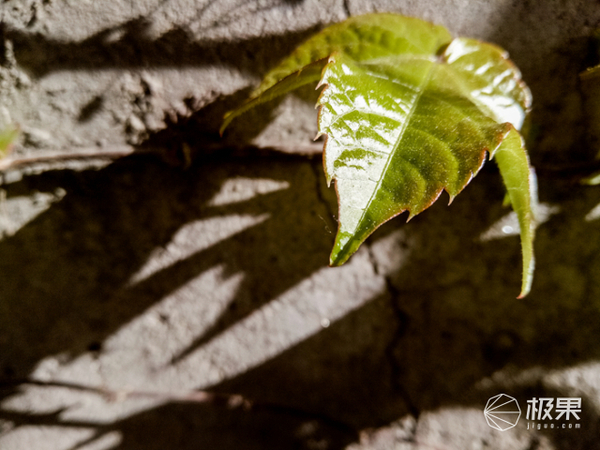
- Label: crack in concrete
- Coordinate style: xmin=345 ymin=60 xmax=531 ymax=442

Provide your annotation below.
xmin=364 ymin=240 xmax=380 ymax=276
xmin=365 ymin=241 xmax=421 ymax=423
xmin=383 ymin=280 xmax=421 ymax=422
xmin=310 ymin=164 xmax=422 ymax=432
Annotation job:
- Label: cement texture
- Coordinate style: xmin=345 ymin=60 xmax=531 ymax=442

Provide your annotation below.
xmin=1 ymin=1 xmax=600 ymax=449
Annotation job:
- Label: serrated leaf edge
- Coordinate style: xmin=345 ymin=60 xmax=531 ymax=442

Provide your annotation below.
xmin=317 ymin=51 xmax=512 ymax=267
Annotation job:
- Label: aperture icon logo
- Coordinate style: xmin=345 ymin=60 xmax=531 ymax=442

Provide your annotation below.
xmin=484 ymin=393 xmax=521 ymax=431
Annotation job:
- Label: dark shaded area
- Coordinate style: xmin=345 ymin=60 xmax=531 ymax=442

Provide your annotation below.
xmin=77 ymin=95 xmax=105 ymax=122
xmin=139 ymin=86 xmax=294 ymax=163
xmin=5 ymin=18 xmax=322 ymax=79
xmin=485 ymin=0 xmax=600 ymax=167
xmin=2 ymin=153 xmax=600 ymax=449
xmin=0 ymin=397 xmax=357 ymax=450
xmin=0 ymin=150 xmax=334 ymax=376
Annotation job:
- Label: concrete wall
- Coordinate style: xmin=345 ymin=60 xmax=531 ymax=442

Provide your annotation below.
xmin=1 ymin=1 xmax=600 ymax=449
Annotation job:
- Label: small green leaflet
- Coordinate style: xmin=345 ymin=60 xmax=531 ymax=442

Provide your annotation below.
xmin=222 ymin=13 xmax=536 ymax=297
xmin=0 ymin=125 xmax=19 ymax=172
xmin=0 ymin=125 xmax=18 ymax=161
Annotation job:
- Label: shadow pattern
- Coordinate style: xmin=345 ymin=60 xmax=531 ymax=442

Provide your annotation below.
xmin=2 ymin=1 xmax=600 ymax=449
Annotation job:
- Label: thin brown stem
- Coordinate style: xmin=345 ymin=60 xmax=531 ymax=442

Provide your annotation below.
xmin=0 ymin=143 xmax=324 ymax=174
xmin=0 ymin=377 xmax=355 ymax=433
xmin=0 ymin=147 xmax=140 ymax=172
xmin=0 ymin=377 xmax=243 ymax=406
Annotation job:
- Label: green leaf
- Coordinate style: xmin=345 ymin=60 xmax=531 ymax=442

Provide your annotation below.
xmin=221 ymin=58 xmax=328 ymax=134
xmin=493 ymin=127 xmax=536 ymax=298
xmin=222 ymin=13 xmax=535 ymax=296
xmin=0 ymin=125 xmax=19 ymax=161
xmin=221 ymin=13 xmax=451 ymax=134
xmin=317 ymin=34 xmax=533 ymax=296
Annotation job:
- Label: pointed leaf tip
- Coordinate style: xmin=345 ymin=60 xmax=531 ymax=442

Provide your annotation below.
xmin=219 ymin=13 xmax=534 ymax=296
xmin=320 ymin=38 xmax=531 ymax=271
xmin=494 ymin=127 xmax=536 ymax=298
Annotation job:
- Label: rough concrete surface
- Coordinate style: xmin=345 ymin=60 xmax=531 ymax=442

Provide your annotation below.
xmin=1 ymin=0 xmax=600 ymax=449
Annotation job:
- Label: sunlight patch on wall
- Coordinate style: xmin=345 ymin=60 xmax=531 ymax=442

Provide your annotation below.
xmin=0 ymin=188 xmax=65 ymax=240
xmin=480 ymin=203 xmax=559 ymax=241
xmin=585 ymin=202 xmax=600 ymax=221
xmin=162 ymin=249 xmax=386 ymax=390
xmin=128 ymin=213 xmax=269 ymax=285
xmin=207 ymin=177 xmax=290 ymax=207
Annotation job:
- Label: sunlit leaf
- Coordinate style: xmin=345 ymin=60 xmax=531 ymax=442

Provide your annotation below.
xmin=223 ymin=13 xmax=535 ymax=296
xmin=221 ymin=14 xmax=451 ymax=134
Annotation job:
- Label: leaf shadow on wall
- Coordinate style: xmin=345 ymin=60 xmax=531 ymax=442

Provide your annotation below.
xmin=5 ymin=15 xmax=322 ymax=79
xmin=3 ymin=151 xmax=600 ymax=450
xmin=0 ymin=146 xmax=345 ymax=448
xmin=3 ymin=1 xmax=600 ymax=448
